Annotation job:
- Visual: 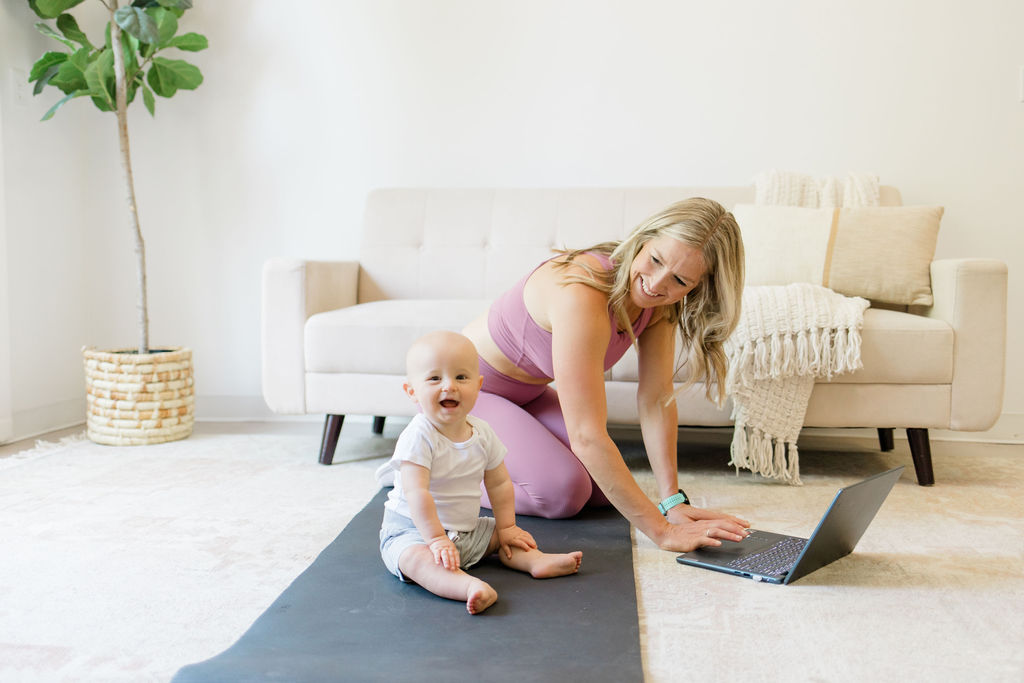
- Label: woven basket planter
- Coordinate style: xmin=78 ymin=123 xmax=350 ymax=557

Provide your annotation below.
xmin=83 ymin=346 xmax=194 ymax=446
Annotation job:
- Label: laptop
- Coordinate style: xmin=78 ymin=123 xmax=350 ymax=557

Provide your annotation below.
xmin=676 ymin=466 xmax=904 ymax=584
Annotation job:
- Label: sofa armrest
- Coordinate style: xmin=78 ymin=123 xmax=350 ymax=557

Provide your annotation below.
xmin=918 ymin=258 xmax=1007 ymax=430
xmin=261 ymin=259 xmax=360 ymax=414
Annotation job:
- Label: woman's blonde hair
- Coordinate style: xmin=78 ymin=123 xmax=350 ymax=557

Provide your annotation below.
xmin=553 ymin=197 xmax=745 ymax=406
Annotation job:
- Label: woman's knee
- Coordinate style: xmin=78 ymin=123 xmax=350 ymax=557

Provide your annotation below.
xmin=513 ymin=468 xmax=591 ymax=519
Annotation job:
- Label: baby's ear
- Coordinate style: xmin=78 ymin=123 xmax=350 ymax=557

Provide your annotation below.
xmin=403 ymin=383 xmax=418 ymax=403
xmin=476 ymin=375 xmax=484 ymax=391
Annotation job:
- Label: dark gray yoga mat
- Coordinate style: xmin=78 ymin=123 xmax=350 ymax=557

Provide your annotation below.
xmin=174 ymin=489 xmax=642 ymax=683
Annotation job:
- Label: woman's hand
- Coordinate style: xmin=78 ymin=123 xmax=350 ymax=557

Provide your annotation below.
xmin=667 ymin=503 xmax=749 ymax=529
xmin=497 ymin=524 xmax=538 ymax=560
xmin=654 ymin=513 xmax=750 ymax=553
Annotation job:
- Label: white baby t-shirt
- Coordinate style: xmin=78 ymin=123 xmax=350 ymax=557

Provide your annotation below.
xmin=384 ymin=414 xmax=507 ymax=532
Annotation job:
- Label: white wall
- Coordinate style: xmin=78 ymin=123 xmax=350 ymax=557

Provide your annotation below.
xmin=0 ymin=71 xmax=11 ymax=442
xmin=1 ymin=0 xmax=1022 ymax=441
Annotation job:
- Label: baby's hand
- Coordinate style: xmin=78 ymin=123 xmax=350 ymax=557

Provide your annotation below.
xmin=427 ymin=535 xmax=460 ymax=570
xmin=497 ymin=525 xmax=538 ymax=560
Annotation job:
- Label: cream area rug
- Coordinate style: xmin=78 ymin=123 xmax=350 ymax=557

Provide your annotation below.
xmin=1 ymin=423 xmax=1022 ymax=682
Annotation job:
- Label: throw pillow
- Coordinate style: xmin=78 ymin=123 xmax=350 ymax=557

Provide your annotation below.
xmin=732 ymin=204 xmax=943 ymax=306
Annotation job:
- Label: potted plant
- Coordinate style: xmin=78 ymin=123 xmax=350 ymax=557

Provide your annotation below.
xmin=26 ymin=0 xmax=207 ymax=445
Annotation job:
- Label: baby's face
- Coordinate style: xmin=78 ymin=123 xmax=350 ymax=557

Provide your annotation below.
xmin=404 ymin=340 xmax=482 ymax=436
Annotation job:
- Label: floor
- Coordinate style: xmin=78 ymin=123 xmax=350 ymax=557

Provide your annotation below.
xmin=2 ymin=420 xmax=1022 ymax=682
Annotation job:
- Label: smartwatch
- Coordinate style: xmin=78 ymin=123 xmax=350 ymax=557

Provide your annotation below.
xmin=657 ymin=489 xmax=690 ymax=515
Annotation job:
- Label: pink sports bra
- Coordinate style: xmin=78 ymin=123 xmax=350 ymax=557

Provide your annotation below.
xmin=487 ymin=252 xmax=654 ymax=380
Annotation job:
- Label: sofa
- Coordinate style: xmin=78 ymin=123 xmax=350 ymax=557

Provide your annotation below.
xmin=261 ymin=187 xmax=1007 ymax=485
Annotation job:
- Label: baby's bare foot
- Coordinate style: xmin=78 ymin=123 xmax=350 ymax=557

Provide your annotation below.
xmin=466 ymin=580 xmax=497 ymax=615
xmin=530 ymin=551 xmax=583 ymax=579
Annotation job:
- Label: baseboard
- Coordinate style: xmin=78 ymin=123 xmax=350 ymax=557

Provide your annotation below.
xmin=7 ymin=397 xmax=86 ymax=445
xmin=193 ymin=395 xmax=323 ymax=423
xmin=99 ymin=401 xmax=1024 ymax=445
xmin=932 ymin=412 xmax=1024 ymax=444
xmin=7 ymin=395 xmax=1023 ymax=446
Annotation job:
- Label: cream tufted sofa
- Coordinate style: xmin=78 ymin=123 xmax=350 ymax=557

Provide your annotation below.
xmin=261 ymin=187 xmax=1007 ymax=485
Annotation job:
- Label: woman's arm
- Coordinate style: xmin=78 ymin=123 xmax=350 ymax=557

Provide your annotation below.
xmin=636 ymin=318 xmax=751 ymax=528
xmin=635 ymin=317 xmax=685 ymax=502
xmin=549 ymin=281 xmax=748 ymax=551
xmin=547 ymin=281 xmax=677 ymax=543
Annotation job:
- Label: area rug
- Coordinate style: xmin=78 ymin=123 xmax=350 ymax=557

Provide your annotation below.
xmin=1 ymin=423 xmax=1022 ymax=682
xmin=173 ymin=489 xmax=641 ymax=682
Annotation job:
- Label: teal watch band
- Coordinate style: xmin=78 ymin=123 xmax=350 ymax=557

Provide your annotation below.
xmin=657 ymin=489 xmax=690 ymax=515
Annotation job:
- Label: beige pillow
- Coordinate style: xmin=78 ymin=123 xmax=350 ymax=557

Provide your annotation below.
xmin=732 ymin=204 xmax=943 ymax=306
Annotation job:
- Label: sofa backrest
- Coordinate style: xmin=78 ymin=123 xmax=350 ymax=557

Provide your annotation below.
xmin=357 ymin=186 xmax=900 ymax=303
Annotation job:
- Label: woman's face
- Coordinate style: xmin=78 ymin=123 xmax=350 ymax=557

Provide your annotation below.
xmin=628 ymin=234 xmax=706 ymax=309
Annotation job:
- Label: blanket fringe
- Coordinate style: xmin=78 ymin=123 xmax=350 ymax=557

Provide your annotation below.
xmin=726 ymin=325 xmax=864 ymax=388
xmin=729 ymin=421 xmax=802 ymax=485
xmin=724 ymin=283 xmax=869 ymax=484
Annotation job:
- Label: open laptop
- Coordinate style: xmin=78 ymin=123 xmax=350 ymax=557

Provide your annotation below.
xmin=676 ymin=466 xmax=904 ymax=584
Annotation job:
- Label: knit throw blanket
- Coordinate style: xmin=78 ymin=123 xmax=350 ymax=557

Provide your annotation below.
xmin=725 ymin=284 xmax=869 ymax=484
xmin=754 ymin=169 xmax=880 ymax=208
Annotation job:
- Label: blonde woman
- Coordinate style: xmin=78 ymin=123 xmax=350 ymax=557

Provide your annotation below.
xmin=463 ymin=197 xmax=750 ymax=553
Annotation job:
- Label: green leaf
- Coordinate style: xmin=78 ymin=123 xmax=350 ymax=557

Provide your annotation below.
xmin=56 ymin=13 xmax=95 ymax=49
xmin=121 ymin=32 xmax=141 ymax=80
xmin=32 ymin=65 xmax=61 ymax=95
xmin=68 ymin=46 xmax=92 ymax=72
xmin=165 ymin=32 xmax=207 ymax=52
xmin=35 ymin=22 xmax=75 ymax=49
xmin=34 ymin=0 xmax=86 ymax=20
xmin=148 ymin=56 xmax=202 ymax=96
xmin=147 ymin=61 xmax=176 ymax=97
xmin=142 ymin=83 xmax=156 ymax=116
xmin=157 ymin=0 xmax=193 ymax=9
xmin=29 ymin=51 xmax=68 ymax=82
xmin=114 ymin=6 xmax=160 ymax=45
xmin=145 ymin=7 xmax=179 ymax=46
xmin=41 ymin=88 xmax=88 ymax=121
xmin=84 ymin=49 xmax=116 ymax=112
xmin=48 ymin=48 xmax=90 ymax=94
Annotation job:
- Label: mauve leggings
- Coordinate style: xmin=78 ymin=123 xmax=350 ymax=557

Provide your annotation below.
xmin=472 ymin=358 xmax=609 ymax=519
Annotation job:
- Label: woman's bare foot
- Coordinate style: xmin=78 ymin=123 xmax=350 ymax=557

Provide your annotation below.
xmin=466 ymin=579 xmax=498 ymax=614
xmin=529 ymin=551 xmax=583 ymax=579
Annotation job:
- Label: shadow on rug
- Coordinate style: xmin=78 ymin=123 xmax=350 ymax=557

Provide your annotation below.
xmin=173 ymin=489 xmax=642 ymax=683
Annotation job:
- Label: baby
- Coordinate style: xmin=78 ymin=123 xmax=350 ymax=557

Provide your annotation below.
xmin=378 ymin=330 xmax=582 ymax=614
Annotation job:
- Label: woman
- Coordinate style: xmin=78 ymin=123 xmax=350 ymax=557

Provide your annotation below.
xmin=463 ymin=197 xmax=750 ymax=553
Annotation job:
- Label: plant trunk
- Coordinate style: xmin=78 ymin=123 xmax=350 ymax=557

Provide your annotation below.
xmin=109 ymin=2 xmax=149 ymax=354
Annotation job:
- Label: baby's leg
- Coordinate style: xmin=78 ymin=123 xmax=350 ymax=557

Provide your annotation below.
xmin=487 ymin=532 xmax=583 ymax=579
xmin=398 ymin=545 xmax=497 ymax=615
xmin=504 ymin=546 xmax=583 ymax=579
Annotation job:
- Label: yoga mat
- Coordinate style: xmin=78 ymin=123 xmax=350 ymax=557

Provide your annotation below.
xmin=174 ymin=489 xmax=642 ymax=683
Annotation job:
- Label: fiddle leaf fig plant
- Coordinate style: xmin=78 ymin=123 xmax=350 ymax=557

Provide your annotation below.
xmin=27 ymin=0 xmax=208 ymax=354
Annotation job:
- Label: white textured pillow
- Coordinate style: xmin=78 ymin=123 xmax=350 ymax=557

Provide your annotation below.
xmin=732 ymin=204 xmax=943 ymax=306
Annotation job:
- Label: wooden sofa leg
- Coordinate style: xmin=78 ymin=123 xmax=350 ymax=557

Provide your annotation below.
xmin=877 ymin=428 xmax=895 ymax=452
xmin=906 ymin=428 xmax=935 ymax=486
xmin=319 ymin=414 xmax=344 ymax=466
xmin=372 ymin=416 xmax=386 ymax=435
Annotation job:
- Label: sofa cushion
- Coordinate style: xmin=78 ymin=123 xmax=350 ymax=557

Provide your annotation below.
xmin=732 ymin=204 xmax=943 ymax=306
xmin=607 ymin=307 xmax=953 ymax=385
xmin=357 ymin=188 xmax=757 ymax=303
xmin=305 ymin=300 xmax=490 ymax=374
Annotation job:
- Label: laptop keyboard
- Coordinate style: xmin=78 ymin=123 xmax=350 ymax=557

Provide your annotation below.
xmin=727 ymin=536 xmax=807 ymax=576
